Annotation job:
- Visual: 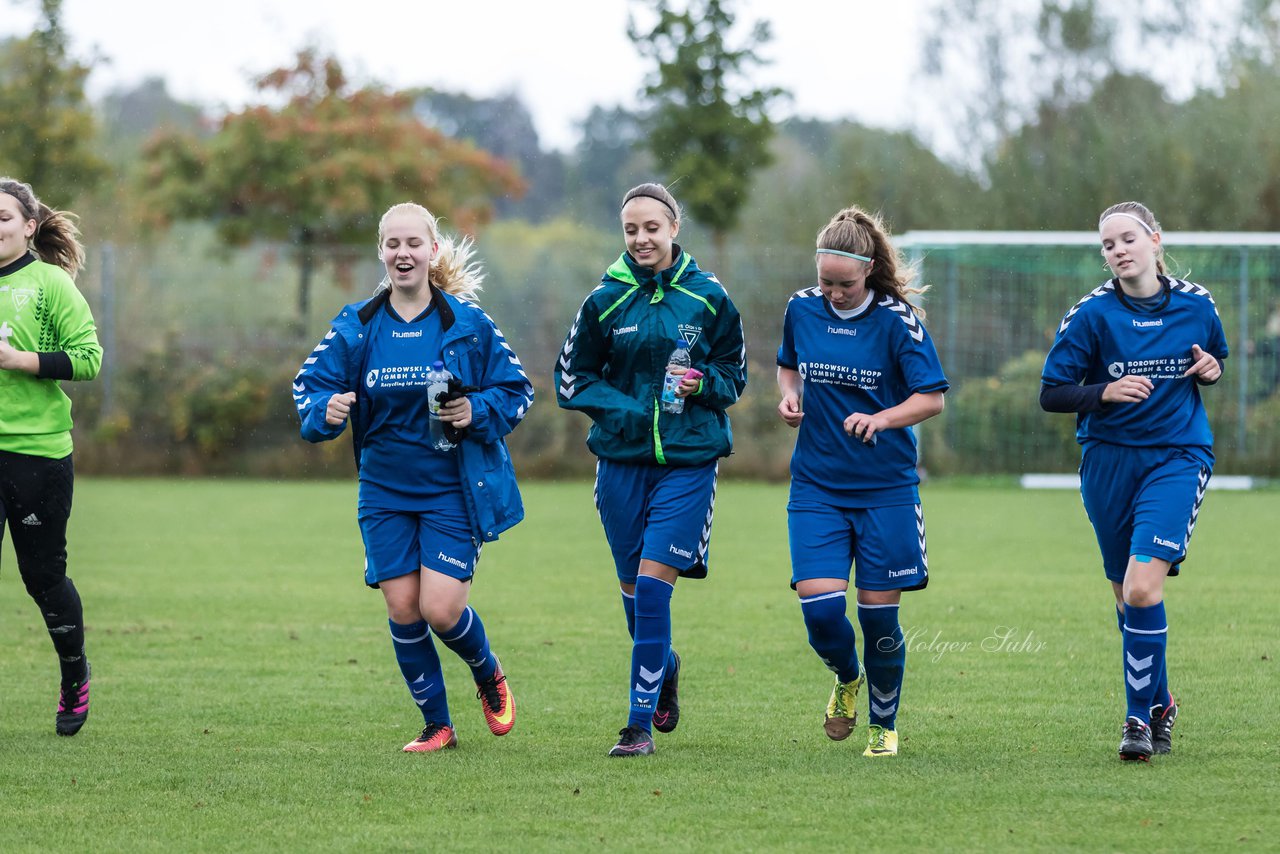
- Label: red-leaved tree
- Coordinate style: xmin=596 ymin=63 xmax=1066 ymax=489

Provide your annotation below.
xmin=141 ymin=49 xmax=525 ymax=323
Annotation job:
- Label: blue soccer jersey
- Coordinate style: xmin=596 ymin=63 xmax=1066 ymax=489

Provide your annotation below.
xmin=778 ymin=288 xmax=949 ymax=506
xmin=1042 ymin=277 xmax=1229 ymax=462
xmin=358 ymin=301 xmax=466 ymax=512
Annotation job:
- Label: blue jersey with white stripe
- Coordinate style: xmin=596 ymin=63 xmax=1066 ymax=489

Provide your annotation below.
xmin=359 ymin=301 xmax=466 ymax=512
xmin=778 ymin=288 xmax=949 ymax=507
xmin=1041 ymin=277 xmax=1228 ymax=462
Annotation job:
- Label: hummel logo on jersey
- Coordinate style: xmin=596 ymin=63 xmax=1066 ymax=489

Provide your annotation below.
xmin=827 ymin=326 xmax=857 ymax=336
xmin=888 ymin=566 xmax=918 ymax=578
xmin=1133 ymin=318 xmax=1163 ymax=328
xmin=612 ymin=324 xmax=638 ymax=336
xmin=21 ymin=513 xmax=42 ymax=526
xmin=391 ymin=329 xmax=422 ymax=338
xmin=1152 ymin=535 xmax=1181 ymax=550
xmin=668 ymin=544 xmax=693 ymax=559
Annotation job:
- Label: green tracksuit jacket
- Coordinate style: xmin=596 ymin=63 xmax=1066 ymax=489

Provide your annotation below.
xmin=555 ymin=247 xmax=746 ymax=466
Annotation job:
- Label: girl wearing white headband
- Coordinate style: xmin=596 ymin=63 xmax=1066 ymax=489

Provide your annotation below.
xmin=776 ymin=206 xmax=948 ymax=758
xmin=1040 ymin=200 xmax=1228 ymax=762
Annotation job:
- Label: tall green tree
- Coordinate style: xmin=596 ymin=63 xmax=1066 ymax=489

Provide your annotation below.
xmin=628 ymin=0 xmax=786 ymax=272
xmin=140 ymin=50 xmax=525 ymax=324
xmin=0 ymin=0 xmax=104 ymax=205
xmin=917 ymin=0 xmax=1254 ymax=178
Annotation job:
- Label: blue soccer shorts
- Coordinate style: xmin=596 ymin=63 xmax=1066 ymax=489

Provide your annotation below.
xmin=787 ymin=498 xmax=929 ymax=591
xmin=594 ymin=459 xmax=718 ymax=584
xmin=1080 ymin=442 xmax=1211 ymax=583
xmin=358 ymin=505 xmax=480 ymax=587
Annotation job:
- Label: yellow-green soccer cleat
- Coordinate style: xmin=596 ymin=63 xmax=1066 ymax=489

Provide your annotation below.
xmin=823 ymin=673 xmax=865 ymax=741
xmin=864 ymin=725 xmax=899 ymax=757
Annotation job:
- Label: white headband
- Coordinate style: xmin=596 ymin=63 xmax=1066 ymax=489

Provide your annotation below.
xmin=816 ymin=248 xmax=873 ymax=263
xmin=1099 ymin=212 xmax=1155 ymax=235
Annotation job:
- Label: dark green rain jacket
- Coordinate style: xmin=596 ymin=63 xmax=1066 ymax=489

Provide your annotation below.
xmin=555 ymin=246 xmax=747 ymax=466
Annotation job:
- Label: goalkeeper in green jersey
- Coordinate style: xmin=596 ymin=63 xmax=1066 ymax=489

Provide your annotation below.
xmin=0 ymin=177 xmax=102 ymax=736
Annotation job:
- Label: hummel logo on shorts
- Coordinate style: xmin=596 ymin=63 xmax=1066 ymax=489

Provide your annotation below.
xmin=21 ymin=513 xmax=42 ymax=526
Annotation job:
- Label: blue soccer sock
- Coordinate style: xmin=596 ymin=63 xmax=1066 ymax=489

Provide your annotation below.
xmin=623 ymin=587 xmax=679 ymax=674
xmin=1122 ymin=602 xmax=1168 ymax=724
xmin=389 ymin=619 xmax=450 ymax=726
xmin=1151 ymin=658 xmax=1172 ymax=711
xmin=437 ymin=606 xmax=497 ymax=682
xmin=1144 ymin=607 xmax=1172 ymax=710
xmin=628 ymin=575 xmax=674 ymax=732
xmin=1116 ymin=604 xmax=1171 ymax=710
xmin=858 ymin=603 xmax=905 ymax=730
xmin=621 ymin=588 xmax=637 ymax=639
xmin=798 ymin=591 xmax=860 ymax=683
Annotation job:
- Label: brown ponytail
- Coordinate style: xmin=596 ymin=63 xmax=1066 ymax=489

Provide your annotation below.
xmin=0 ymin=177 xmax=85 ymax=278
xmin=816 ymin=206 xmax=927 ymax=317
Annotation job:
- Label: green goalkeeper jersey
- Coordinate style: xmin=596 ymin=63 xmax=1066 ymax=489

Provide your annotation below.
xmin=0 ymin=253 xmax=102 ymax=458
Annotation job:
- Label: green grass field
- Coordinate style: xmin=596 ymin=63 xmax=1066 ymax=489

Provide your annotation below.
xmin=2 ymin=479 xmax=1276 ymax=852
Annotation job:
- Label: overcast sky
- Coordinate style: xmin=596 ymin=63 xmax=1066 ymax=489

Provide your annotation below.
xmin=2 ymin=0 xmax=927 ymax=151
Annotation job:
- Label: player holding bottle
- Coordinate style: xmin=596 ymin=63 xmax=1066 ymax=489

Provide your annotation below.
xmin=555 ymin=182 xmax=746 ymax=757
xmin=295 ymin=202 xmax=533 ymax=753
xmin=1041 ymin=201 xmax=1228 ymax=761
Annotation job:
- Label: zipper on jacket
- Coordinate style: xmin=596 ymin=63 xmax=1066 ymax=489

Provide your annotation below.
xmin=652 ymin=399 xmax=666 ymax=465
xmin=648 ymin=253 xmax=694 ymax=305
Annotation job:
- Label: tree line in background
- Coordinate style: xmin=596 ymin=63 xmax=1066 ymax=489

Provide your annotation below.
xmin=7 ymin=0 xmax=1280 ymax=232
xmin=2 ymin=0 xmax=1280 ymax=477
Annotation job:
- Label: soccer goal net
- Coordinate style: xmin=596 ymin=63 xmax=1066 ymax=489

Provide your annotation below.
xmin=896 ymin=231 xmax=1280 ymax=478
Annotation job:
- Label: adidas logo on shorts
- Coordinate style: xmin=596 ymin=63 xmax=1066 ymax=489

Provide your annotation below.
xmin=21 ymin=513 xmax=41 ymax=526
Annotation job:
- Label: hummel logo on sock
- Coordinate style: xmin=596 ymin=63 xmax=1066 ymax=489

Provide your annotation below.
xmin=21 ymin=513 xmax=42 ymax=526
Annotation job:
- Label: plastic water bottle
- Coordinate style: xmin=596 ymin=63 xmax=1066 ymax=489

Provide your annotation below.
xmin=425 ymin=361 xmax=456 ymax=451
xmin=660 ymin=340 xmax=692 ymax=414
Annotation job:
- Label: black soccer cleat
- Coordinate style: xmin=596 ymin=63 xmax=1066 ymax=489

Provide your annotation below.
xmin=653 ymin=650 xmax=681 ymax=734
xmin=56 ymin=662 xmax=91 ymax=737
xmin=608 ymin=725 xmax=655 ymax=757
xmin=1119 ymin=716 xmax=1153 ymax=762
xmin=1149 ymin=702 xmax=1178 ymax=755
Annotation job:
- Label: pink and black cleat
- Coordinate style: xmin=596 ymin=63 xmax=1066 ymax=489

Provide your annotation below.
xmin=56 ymin=662 xmax=91 ymax=737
